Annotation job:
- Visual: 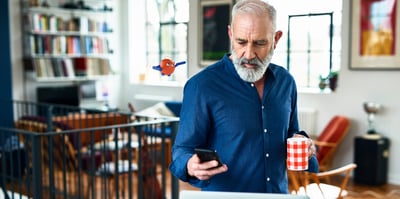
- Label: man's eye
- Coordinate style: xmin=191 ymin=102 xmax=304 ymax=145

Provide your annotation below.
xmin=255 ymin=41 xmax=267 ymax=46
xmin=237 ymin=41 xmax=246 ymax=45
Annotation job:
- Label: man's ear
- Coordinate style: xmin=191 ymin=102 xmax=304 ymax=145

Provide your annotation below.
xmin=273 ymin=30 xmax=283 ymax=49
xmin=228 ymin=25 xmax=233 ymax=40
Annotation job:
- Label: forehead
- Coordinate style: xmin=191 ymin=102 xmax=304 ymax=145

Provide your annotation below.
xmin=232 ymin=13 xmax=274 ymax=39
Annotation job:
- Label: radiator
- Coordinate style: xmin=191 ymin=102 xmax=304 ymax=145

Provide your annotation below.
xmin=298 ymin=108 xmax=317 ymax=135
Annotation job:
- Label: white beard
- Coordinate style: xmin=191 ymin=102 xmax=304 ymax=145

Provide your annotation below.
xmin=232 ymin=46 xmax=274 ymax=82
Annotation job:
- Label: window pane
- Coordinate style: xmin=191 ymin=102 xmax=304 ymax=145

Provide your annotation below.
xmin=174 ymin=24 xmax=188 ymax=53
xmin=160 ymin=0 xmax=175 ymax=23
xmin=289 ymin=17 xmax=310 ymax=51
xmin=161 ymin=25 xmax=174 ymax=53
xmin=159 ymin=25 xmax=187 ymax=55
xmin=175 ymin=0 xmax=189 ymax=22
xmin=309 ymin=52 xmax=331 ymax=84
xmin=308 ymin=16 xmax=331 ymax=51
xmin=147 ymin=24 xmax=160 ymax=53
xmin=290 ymin=52 xmax=310 ymax=87
xmin=147 ymin=1 xmax=160 ymax=25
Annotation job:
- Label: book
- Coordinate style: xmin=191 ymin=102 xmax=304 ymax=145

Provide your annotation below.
xmin=63 ymin=58 xmax=75 ymax=78
xmin=79 ymin=16 xmax=89 ymax=33
xmin=37 ymin=58 xmax=48 ymax=77
xmin=45 ymin=59 xmax=54 ymax=77
xmin=74 ymin=57 xmax=87 ymax=76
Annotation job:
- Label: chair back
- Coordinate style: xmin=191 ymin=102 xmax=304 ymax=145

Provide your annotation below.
xmin=316 ymin=115 xmax=350 ymax=171
xmin=289 ymin=163 xmax=357 ymax=199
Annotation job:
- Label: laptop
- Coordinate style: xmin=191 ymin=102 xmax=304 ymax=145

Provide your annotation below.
xmin=179 ymin=190 xmax=310 ymax=199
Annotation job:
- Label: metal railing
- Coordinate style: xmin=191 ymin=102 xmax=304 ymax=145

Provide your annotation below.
xmin=0 ymin=100 xmax=180 ymax=199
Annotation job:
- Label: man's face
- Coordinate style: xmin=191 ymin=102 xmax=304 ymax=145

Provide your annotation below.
xmin=228 ymin=13 xmax=282 ymax=82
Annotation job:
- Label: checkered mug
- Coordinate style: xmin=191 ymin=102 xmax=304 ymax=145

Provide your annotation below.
xmin=287 ymin=137 xmax=309 ymax=170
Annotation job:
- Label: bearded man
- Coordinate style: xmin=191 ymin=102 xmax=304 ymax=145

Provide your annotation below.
xmin=169 ymin=0 xmax=318 ymax=193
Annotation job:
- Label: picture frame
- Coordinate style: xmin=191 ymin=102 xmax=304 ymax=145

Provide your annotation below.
xmin=199 ymin=0 xmax=232 ymax=66
xmin=349 ymin=0 xmax=400 ymax=70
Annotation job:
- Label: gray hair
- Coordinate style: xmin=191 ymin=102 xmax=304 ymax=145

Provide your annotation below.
xmin=231 ymin=0 xmax=277 ymax=31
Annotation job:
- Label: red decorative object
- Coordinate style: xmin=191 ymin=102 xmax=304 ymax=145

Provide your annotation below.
xmin=152 ymin=58 xmax=186 ymax=76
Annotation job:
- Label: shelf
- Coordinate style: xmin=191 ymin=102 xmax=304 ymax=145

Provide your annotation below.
xmin=26 ymin=34 xmax=112 ymax=56
xmin=28 ymin=54 xmax=112 ymax=59
xmin=21 ymin=0 xmax=116 ymax=85
xmin=28 ymin=30 xmax=112 ymax=37
xmin=24 ymin=57 xmax=113 ymax=79
xmin=23 ymin=6 xmax=113 ymax=35
xmin=24 ymin=6 xmax=113 ymax=15
xmin=26 ymin=74 xmax=115 ymax=83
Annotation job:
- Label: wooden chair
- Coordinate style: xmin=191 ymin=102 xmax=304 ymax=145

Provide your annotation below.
xmin=314 ymin=115 xmax=350 ymax=172
xmin=289 ymin=163 xmax=357 ymax=199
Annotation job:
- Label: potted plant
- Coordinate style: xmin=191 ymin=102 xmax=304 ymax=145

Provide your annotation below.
xmin=328 ymin=71 xmax=339 ymax=91
xmin=318 ymin=75 xmax=328 ymax=91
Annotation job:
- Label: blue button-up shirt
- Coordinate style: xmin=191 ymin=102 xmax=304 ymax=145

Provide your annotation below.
xmin=169 ymin=54 xmax=318 ymax=193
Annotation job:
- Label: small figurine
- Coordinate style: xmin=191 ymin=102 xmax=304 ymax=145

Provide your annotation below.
xmin=152 ymin=58 xmax=186 ymax=76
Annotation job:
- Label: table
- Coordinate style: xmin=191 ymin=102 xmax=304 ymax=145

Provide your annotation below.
xmin=354 ymin=135 xmax=390 ymax=185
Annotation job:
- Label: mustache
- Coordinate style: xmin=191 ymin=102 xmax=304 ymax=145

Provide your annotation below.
xmin=235 ymin=57 xmax=263 ymax=66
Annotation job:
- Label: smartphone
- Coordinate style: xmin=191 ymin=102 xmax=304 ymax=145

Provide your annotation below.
xmin=194 ymin=148 xmax=223 ymax=168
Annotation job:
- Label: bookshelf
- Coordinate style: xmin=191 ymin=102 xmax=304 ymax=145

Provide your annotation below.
xmin=21 ymin=0 xmax=115 ymax=82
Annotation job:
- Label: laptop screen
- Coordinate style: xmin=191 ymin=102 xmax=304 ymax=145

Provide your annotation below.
xmin=179 ymin=190 xmax=310 ymax=199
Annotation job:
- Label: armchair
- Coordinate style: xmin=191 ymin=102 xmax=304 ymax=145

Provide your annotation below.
xmin=314 ymin=115 xmax=350 ymax=172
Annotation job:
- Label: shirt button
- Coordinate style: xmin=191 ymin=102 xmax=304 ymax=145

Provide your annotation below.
xmin=267 ymin=177 xmax=270 ymax=181
xmin=262 ymin=105 xmax=264 ymax=109
xmin=266 ymin=153 xmax=269 ymax=158
xmin=251 ymin=83 xmax=255 ymax=87
xmin=264 ymin=129 xmax=268 ymax=133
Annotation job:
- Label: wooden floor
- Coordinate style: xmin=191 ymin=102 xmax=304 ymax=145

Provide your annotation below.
xmin=7 ymin=171 xmax=400 ymax=198
xmin=178 ymin=175 xmax=400 ymax=198
xmin=340 ymin=177 xmax=400 ymax=198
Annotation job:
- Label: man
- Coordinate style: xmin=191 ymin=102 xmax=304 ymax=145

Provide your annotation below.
xmin=169 ymin=0 xmax=318 ymax=193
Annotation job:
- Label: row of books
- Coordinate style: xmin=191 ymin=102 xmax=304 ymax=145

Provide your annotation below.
xmin=25 ymin=58 xmax=112 ymax=78
xmin=28 ymin=13 xmax=111 ymax=33
xmin=29 ymin=34 xmax=111 ymax=55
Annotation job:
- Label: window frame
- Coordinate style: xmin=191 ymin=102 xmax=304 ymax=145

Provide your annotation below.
xmin=286 ymin=12 xmax=335 ymax=89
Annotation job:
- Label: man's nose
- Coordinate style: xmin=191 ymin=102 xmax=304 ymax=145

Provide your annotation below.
xmin=243 ymin=45 xmax=256 ymax=60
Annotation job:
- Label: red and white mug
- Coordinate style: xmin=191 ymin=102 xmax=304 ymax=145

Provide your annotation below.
xmin=287 ymin=137 xmax=309 ymax=171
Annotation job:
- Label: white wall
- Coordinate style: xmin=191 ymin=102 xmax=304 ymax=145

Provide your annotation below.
xmin=10 ymin=0 xmax=400 ymax=184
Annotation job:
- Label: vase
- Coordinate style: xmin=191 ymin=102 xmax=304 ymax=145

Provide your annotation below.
xmin=329 ymin=77 xmax=338 ymax=91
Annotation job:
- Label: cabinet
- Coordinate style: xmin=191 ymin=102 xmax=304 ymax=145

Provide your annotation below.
xmin=354 ymin=136 xmax=390 ymax=185
xmin=21 ymin=0 xmax=115 ymax=82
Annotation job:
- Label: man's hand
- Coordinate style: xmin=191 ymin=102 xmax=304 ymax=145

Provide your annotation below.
xmin=292 ymin=134 xmax=317 ymax=159
xmin=187 ymin=154 xmax=228 ymax=180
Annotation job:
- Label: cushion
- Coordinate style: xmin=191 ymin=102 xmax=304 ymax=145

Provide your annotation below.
xmin=292 ymin=183 xmax=348 ymax=199
xmin=136 ymin=102 xmax=176 ymax=117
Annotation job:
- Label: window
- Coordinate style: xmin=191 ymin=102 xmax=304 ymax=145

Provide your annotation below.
xmin=269 ymin=0 xmax=342 ymax=91
xmin=129 ymin=0 xmax=189 ymax=85
xmin=287 ymin=13 xmax=334 ymax=88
